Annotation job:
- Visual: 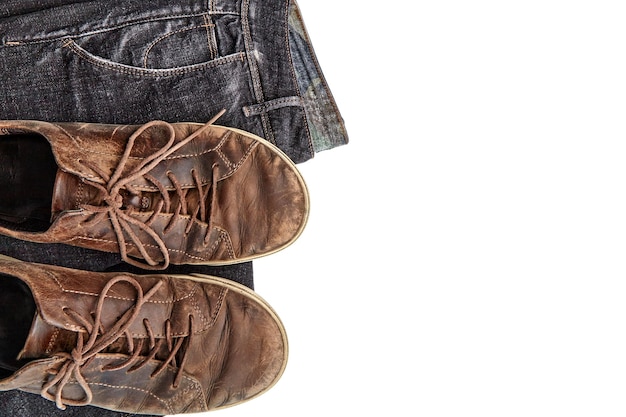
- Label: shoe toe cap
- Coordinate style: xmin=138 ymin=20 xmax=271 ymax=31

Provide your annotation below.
xmin=212 ymin=140 xmax=309 ymax=261
xmin=206 ymin=288 xmax=288 ymax=409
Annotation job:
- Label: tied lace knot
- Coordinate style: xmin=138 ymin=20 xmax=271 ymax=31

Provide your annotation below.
xmin=40 ymin=276 xmax=195 ymax=410
xmin=103 ymin=195 xmax=123 ymax=210
xmin=69 ymin=349 xmax=84 ymax=366
xmin=79 ymin=110 xmax=225 ymax=270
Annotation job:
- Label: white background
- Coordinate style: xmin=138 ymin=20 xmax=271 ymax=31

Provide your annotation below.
xmin=191 ymin=1 xmax=626 ymax=416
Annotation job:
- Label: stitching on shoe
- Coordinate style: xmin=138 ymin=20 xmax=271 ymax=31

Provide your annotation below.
xmin=189 ymin=293 xmax=209 ymax=331
xmin=165 ymin=377 xmax=206 ymax=412
xmin=77 ymin=135 xmax=229 ymax=161
xmin=203 ymin=288 xmax=227 ymax=330
xmin=71 ymin=214 xmax=238 ymax=263
xmin=73 ymin=130 xmax=256 ymax=188
xmin=78 ymin=381 xmax=175 ymax=414
xmin=76 ymin=181 xmax=84 ymax=208
xmin=163 ymin=129 xmax=232 ymax=160
xmin=45 ymin=328 xmax=61 ymax=355
xmin=228 ymin=141 xmax=258 ymax=172
xmin=211 ymin=288 xmax=227 ymax=325
xmin=68 ymin=130 xmax=257 ymax=184
xmin=225 ymin=232 xmax=235 ymax=260
xmin=189 ymin=288 xmax=226 ymax=332
xmin=240 ymin=0 xmax=274 ymax=143
xmin=214 ymin=140 xmax=259 ymax=181
xmin=70 ymin=235 xmax=214 ymax=262
xmin=44 ymin=270 xmax=196 ymax=303
xmin=46 ymin=270 xmax=100 ymax=298
xmin=165 ymin=287 xmax=214 ymax=337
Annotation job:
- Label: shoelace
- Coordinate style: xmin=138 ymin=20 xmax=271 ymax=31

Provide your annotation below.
xmin=79 ymin=110 xmax=225 ymax=270
xmin=41 ymin=275 xmax=195 ymax=410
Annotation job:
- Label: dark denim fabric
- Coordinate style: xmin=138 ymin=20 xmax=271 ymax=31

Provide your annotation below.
xmin=0 ymin=0 xmax=347 ymax=163
xmin=0 ymin=0 xmax=346 ymax=415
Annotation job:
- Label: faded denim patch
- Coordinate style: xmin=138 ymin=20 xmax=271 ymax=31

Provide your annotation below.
xmin=288 ymin=0 xmax=349 ymax=153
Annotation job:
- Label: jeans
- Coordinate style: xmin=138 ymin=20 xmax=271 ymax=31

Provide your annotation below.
xmin=0 ymin=0 xmax=347 ymax=163
xmin=0 ymin=0 xmax=347 ymax=415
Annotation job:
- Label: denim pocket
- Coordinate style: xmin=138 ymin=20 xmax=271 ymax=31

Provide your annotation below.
xmin=62 ymin=13 xmax=244 ymax=75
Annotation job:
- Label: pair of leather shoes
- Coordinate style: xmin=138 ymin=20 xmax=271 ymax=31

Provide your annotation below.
xmin=0 ymin=115 xmax=308 ymax=414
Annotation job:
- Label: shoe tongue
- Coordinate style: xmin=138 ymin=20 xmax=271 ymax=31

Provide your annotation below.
xmin=17 ymin=312 xmax=76 ymax=361
xmin=50 ymin=169 xmax=101 ymax=222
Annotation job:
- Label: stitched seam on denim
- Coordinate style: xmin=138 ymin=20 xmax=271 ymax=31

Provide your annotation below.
xmin=243 ymin=96 xmax=303 ymax=117
xmin=241 ymin=0 xmax=263 ymax=103
xmin=286 ymin=0 xmax=315 ymax=157
xmin=203 ymin=13 xmax=219 ymax=60
xmin=3 ymin=12 xmax=237 ymax=45
xmin=241 ymin=0 xmax=275 ymax=143
xmin=203 ymin=14 xmax=213 ymax=58
xmin=63 ymin=39 xmax=245 ymax=77
xmin=291 ymin=1 xmax=344 ymax=145
xmin=142 ymin=25 xmax=209 ymax=69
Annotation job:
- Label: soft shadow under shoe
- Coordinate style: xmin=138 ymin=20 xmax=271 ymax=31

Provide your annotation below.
xmin=0 ymin=113 xmax=309 ymax=269
xmin=0 ymin=255 xmax=288 ymax=415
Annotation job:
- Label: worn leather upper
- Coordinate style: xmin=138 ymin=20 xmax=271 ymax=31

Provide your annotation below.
xmin=0 ymin=118 xmax=309 ymax=269
xmin=0 ymin=256 xmax=287 ymax=415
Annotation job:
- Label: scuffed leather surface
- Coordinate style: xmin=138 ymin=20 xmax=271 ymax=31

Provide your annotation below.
xmin=0 ymin=257 xmax=287 ymax=415
xmin=0 ymin=120 xmax=309 ymax=267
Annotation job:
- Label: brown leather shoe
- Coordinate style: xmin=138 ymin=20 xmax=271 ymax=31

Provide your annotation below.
xmin=0 ymin=112 xmax=309 ymax=269
xmin=0 ymin=255 xmax=288 ymax=414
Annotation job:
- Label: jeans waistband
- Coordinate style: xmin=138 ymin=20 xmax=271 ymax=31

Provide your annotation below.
xmin=0 ymin=0 xmax=241 ymax=43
